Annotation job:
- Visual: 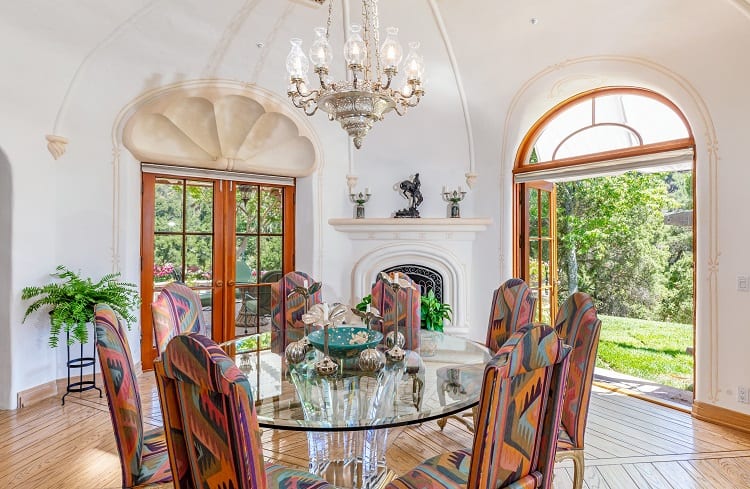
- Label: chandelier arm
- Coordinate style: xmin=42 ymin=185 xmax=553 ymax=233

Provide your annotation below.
xmin=293 ymin=79 xmax=317 ymax=98
xmin=303 ymin=101 xmax=319 ymax=116
xmin=393 ymin=103 xmax=407 ymax=117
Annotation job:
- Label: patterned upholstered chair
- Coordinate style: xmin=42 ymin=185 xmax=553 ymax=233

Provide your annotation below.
xmin=553 ymin=292 xmax=602 ymax=489
xmin=151 ymin=282 xmax=205 ymax=355
xmin=370 ymin=272 xmax=421 ymax=351
xmin=160 ymin=332 xmax=335 ymax=489
xmin=437 ymin=278 xmax=536 ymax=430
xmin=371 ymin=272 xmax=425 ymax=407
xmin=270 ymin=271 xmax=322 ymax=353
xmin=386 ymin=324 xmax=571 ymax=489
xmin=94 ymin=304 xmax=173 ymax=489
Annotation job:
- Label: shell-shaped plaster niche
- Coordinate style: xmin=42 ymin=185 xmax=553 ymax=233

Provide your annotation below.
xmin=122 ymin=86 xmax=318 ymax=177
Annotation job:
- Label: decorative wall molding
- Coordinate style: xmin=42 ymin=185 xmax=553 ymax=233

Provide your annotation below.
xmin=45 ymin=135 xmax=68 ymax=160
xmin=122 ymin=85 xmax=319 ymax=177
xmin=427 ymin=0 xmax=477 ymax=186
xmin=502 ymin=55 xmax=720 ymax=402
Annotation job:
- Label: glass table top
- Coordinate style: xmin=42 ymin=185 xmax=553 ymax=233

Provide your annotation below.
xmin=220 ymin=331 xmax=492 ymax=431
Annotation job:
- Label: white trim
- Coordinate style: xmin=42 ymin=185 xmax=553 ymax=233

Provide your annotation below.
xmin=141 ymin=163 xmax=295 ymax=186
xmin=514 ymin=148 xmax=694 ymax=183
xmin=328 ymin=217 xmax=491 ymax=239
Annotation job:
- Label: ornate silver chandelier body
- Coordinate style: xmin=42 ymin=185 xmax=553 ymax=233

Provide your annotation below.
xmin=286 ymin=0 xmax=425 ymax=149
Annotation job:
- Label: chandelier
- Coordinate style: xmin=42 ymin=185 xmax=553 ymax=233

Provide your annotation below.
xmin=286 ymin=0 xmax=425 ymax=149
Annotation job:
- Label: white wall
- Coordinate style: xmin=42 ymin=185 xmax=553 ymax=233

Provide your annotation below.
xmin=0 ymin=149 xmax=13 ymax=406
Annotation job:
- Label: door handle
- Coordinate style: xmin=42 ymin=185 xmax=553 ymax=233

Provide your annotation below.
xmin=215 ymin=280 xmax=224 ymax=287
xmin=228 ymin=280 xmax=235 ymax=286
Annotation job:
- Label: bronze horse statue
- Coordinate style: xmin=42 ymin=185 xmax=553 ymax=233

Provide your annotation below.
xmin=394 ymin=173 xmax=423 ymax=218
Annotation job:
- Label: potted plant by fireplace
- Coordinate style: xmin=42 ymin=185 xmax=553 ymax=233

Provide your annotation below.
xmin=21 ymin=265 xmax=140 ymax=403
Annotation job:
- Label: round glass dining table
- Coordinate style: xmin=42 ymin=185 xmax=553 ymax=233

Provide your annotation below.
xmin=220 ymin=330 xmax=491 ymax=489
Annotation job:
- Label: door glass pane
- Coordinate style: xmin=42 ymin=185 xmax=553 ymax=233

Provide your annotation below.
xmin=185 ymin=235 xmax=213 ymax=287
xmin=236 ymin=236 xmax=259 ymax=284
xmin=185 ymin=180 xmax=213 ymax=233
xmin=154 ymin=179 xmax=183 ymax=232
xmin=199 ymin=289 xmax=213 ymax=339
xmin=528 ymin=188 xmax=539 ymax=237
xmin=539 ymin=290 xmax=551 ymax=324
xmin=541 ymin=239 xmax=550 ymax=287
xmin=528 ymin=238 xmax=540 ymax=288
xmin=260 ymin=187 xmax=283 ymax=234
xmin=236 ymin=184 xmax=258 ymax=234
xmin=540 ymin=191 xmax=550 ymax=237
xmin=153 ymin=235 xmax=183 ymax=286
xmin=260 ymin=236 xmax=283 ymax=275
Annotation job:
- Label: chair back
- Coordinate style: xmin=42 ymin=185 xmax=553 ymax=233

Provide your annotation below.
xmin=469 ymin=324 xmax=571 ymax=489
xmin=270 ymin=271 xmax=322 ymax=353
xmin=162 ymin=333 xmax=268 ymax=489
xmin=485 ymin=278 xmax=536 ymax=352
xmin=151 ymin=282 xmax=205 ymax=354
xmin=370 ymin=272 xmax=421 ymax=350
xmin=154 ymin=359 xmax=194 ymax=489
xmin=95 ymin=304 xmax=146 ymax=488
xmin=554 ymin=292 xmax=602 ymax=450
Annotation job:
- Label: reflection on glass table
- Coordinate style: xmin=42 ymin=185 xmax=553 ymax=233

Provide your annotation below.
xmin=220 ymin=331 xmax=491 ymax=489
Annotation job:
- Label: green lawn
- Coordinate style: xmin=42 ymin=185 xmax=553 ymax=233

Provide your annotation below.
xmin=595 ymin=315 xmax=693 ymax=391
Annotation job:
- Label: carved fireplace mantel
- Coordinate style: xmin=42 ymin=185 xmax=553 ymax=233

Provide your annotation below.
xmin=327 ymin=217 xmax=492 ymax=240
xmin=329 ymin=217 xmax=492 ymax=337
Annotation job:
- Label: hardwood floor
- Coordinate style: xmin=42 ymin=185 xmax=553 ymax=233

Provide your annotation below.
xmin=2 ymin=376 xmax=749 ymax=488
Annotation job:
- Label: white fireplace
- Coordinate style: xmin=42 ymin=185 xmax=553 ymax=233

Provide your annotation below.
xmin=328 ymin=217 xmax=491 ymax=337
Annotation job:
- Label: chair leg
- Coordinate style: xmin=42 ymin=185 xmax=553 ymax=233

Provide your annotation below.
xmin=437 ymin=416 xmax=448 ymax=430
xmin=555 ymin=449 xmax=584 ymax=489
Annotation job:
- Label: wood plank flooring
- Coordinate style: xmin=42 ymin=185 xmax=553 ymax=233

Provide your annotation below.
xmin=2 ymin=375 xmax=749 ymax=488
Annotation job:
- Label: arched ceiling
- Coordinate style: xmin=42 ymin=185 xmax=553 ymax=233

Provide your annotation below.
xmin=2 ymin=0 xmax=748 ymax=174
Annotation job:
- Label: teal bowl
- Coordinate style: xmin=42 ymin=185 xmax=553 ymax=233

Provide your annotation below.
xmin=307 ymin=327 xmax=384 ymax=359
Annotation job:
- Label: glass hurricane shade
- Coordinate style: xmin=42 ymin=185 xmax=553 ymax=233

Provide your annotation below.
xmin=343 ymin=24 xmax=367 ymax=66
xmin=379 ymin=27 xmax=403 ymax=70
xmin=403 ymin=42 xmax=424 ymax=81
xmin=309 ymin=27 xmax=332 ymax=69
xmin=286 ymin=38 xmax=309 ymax=78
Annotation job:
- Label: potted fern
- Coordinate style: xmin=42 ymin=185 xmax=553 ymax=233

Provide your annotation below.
xmin=22 ymin=265 xmax=140 ymax=347
xmin=420 ymin=290 xmax=452 ymax=332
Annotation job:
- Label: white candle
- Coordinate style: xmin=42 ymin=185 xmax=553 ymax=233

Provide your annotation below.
xmin=394 ymin=271 xmax=400 ymax=281
xmin=458 ymin=185 xmax=463 ymax=193
xmin=303 ymin=279 xmax=308 ymax=288
xmin=442 ymin=185 xmax=447 ymax=193
xmin=366 ymin=303 xmax=371 ymax=313
xmin=365 ymin=187 xmax=370 ymax=194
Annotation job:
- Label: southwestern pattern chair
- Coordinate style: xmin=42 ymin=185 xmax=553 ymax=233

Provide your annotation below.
xmin=437 ymin=278 xmax=536 ymax=430
xmin=371 ymin=272 xmax=425 ymax=407
xmin=370 ymin=272 xmax=421 ymax=351
xmin=553 ymin=292 xmax=602 ymax=489
xmin=387 ymin=324 xmax=571 ymax=489
xmin=94 ymin=304 xmax=173 ymax=488
xmin=151 ymin=282 xmax=205 ymax=355
xmin=161 ymin=332 xmax=335 ymax=489
xmin=270 ymin=271 xmax=322 ymax=353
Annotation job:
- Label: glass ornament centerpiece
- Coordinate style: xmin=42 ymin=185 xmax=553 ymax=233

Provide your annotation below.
xmin=286 ymin=0 xmax=425 ymax=149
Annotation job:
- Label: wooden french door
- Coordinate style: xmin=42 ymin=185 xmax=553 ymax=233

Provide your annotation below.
xmin=140 ymin=173 xmax=295 ymax=369
xmin=516 ymin=181 xmax=558 ymax=324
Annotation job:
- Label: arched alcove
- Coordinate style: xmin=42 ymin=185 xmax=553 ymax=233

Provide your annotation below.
xmin=0 ymin=147 xmax=13 ymax=407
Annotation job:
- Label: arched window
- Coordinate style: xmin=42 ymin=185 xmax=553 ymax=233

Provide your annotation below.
xmin=513 ymin=87 xmax=694 ymax=323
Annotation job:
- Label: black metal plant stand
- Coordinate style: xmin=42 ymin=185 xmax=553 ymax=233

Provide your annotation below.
xmin=61 ymin=330 xmax=102 ymax=405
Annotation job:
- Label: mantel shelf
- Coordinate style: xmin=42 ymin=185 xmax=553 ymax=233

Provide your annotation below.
xmin=328 ymin=217 xmax=492 ymax=241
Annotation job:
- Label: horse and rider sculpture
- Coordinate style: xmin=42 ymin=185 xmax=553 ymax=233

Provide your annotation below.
xmin=394 ymin=173 xmax=423 ymax=218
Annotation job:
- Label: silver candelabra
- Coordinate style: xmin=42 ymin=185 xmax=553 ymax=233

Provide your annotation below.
xmin=349 ymin=189 xmax=372 ymax=219
xmin=442 ymin=186 xmax=467 ymax=218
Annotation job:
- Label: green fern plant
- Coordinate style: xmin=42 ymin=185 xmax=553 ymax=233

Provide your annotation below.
xmin=21 ymin=265 xmax=140 ymax=347
xmin=420 ymin=290 xmax=452 ymax=332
